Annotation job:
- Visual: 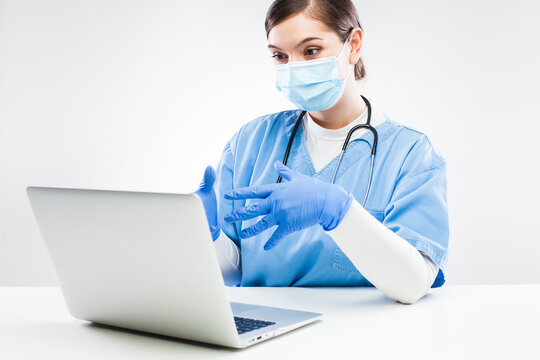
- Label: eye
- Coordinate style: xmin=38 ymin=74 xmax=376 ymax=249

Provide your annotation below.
xmin=305 ymin=48 xmax=320 ymax=56
xmin=271 ymin=53 xmax=288 ymax=63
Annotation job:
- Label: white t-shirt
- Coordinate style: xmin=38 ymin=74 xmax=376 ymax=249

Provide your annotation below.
xmin=302 ymin=100 xmax=383 ymax=172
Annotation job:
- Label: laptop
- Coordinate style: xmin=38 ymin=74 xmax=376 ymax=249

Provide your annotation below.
xmin=26 ymin=186 xmax=322 ymax=348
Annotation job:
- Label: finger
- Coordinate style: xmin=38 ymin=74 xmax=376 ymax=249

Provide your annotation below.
xmin=239 ymin=214 xmax=276 ymax=239
xmin=198 ymin=166 xmax=216 ymax=192
xmin=263 ymin=225 xmax=291 ymax=251
xmin=223 ymin=199 xmax=271 ymax=223
xmin=223 ymin=183 xmax=277 ymax=200
xmin=274 ymin=160 xmax=296 ymax=182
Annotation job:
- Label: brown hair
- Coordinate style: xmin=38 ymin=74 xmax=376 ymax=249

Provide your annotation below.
xmin=265 ymin=0 xmax=366 ymax=80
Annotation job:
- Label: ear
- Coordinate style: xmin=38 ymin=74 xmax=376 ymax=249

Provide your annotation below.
xmin=348 ymin=27 xmax=363 ymax=65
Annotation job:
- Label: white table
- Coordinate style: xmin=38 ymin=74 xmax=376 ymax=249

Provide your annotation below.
xmin=1 ymin=285 xmax=538 ymax=359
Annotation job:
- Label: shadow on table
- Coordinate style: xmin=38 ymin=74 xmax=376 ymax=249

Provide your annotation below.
xmin=83 ymin=318 xmax=324 ymax=352
xmin=84 ymin=321 xmax=244 ymax=352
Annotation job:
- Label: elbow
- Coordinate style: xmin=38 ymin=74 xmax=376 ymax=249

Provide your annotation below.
xmin=393 ymin=287 xmax=429 ymax=305
xmin=395 ymin=291 xmax=425 ymax=305
xmin=382 ymin=258 xmax=435 ymax=305
xmin=381 ymin=276 xmax=431 ymax=305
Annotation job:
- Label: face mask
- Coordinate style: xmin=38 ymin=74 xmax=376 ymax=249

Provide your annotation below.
xmin=274 ymin=36 xmax=352 ymax=111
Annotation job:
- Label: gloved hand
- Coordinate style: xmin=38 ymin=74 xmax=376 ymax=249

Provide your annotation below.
xmin=223 ymin=160 xmax=354 ymax=250
xmin=194 ymin=165 xmax=221 ymax=241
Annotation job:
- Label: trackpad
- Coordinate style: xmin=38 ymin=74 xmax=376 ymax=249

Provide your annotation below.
xmin=230 ymin=302 xmax=263 ymax=315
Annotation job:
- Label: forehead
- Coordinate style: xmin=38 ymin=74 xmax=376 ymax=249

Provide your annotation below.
xmin=267 ymin=12 xmax=337 ymax=47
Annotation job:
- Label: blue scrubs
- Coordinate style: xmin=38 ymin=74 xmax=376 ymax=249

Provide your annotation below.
xmin=215 ymin=109 xmax=448 ymax=288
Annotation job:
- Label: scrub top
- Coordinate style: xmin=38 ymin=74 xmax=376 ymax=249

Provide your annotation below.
xmin=214 ymin=108 xmax=449 ymax=288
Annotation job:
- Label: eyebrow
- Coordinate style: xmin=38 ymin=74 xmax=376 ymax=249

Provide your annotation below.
xmin=267 ymin=37 xmax=324 ymax=51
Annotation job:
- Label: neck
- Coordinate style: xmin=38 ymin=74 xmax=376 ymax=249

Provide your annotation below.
xmin=308 ymin=80 xmax=366 ymax=130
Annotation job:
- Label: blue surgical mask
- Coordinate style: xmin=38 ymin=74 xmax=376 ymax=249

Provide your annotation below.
xmin=274 ymin=37 xmax=352 ymax=111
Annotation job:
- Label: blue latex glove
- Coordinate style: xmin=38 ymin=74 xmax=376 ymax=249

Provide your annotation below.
xmin=223 ymin=160 xmax=354 ymax=250
xmin=194 ymin=165 xmax=221 ymax=241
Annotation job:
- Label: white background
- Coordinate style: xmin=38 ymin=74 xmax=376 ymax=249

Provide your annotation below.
xmin=1 ymin=0 xmax=539 ymax=286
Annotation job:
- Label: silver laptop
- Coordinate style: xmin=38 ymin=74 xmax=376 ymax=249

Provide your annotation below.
xmin=26 ymin=186 xmax=322 ymax=348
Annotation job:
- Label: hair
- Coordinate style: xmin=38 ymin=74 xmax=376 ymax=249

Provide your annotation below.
xmin=265 ymin=0 xmax=366 ymax=81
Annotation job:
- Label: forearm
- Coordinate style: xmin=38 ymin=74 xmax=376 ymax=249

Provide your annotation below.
xmin=327 ymin=199 xmax=439 ymax=304
xmin=213 ymin=231 xmax=242 ymax=287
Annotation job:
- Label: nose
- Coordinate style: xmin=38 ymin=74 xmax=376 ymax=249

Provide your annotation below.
xmin=288 ymin=55 xmax=302 ymax=63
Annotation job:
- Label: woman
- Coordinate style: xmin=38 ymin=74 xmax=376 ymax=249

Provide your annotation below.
xmin=195 ymin=0 xmax=448 ymax=304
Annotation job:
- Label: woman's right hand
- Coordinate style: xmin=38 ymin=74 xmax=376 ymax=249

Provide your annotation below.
xmin=194 ymin=165 xmax=221 ymax=241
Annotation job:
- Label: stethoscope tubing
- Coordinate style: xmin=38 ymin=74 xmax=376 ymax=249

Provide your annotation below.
xmin=277 ymin=95 xmax=378 ymax=207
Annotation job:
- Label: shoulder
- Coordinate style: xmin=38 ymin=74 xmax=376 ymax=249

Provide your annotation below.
xmin=238 ymin=109 xmax=301 ymax=135
xmin=227 ymin=109 xmax=303 ymax=155
xmin=369 ymin=98 xmax=445 ymax=167
xmin=383 ymin=117 xmax=446 ymax=178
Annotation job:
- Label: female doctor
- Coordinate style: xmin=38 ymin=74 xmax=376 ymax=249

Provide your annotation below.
xmin=194 ymin=0 xmax=449 ymax=305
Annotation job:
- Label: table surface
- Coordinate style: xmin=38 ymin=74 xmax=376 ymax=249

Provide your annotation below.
xmin=1 ymin=285 xmax=539 ymax=359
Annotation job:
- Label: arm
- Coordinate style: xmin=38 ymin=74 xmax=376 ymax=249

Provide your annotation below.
xmin=213 ymin=137 xmax=244 ymax=287
xmin=328 ymin=141 xmax=448 ymax=304
xmin=327 ymin=199 xmax=439 ymax=304
xmin=223 ymin=140 xmax=449 ymax=294
xmin=213 ymin=231 xmax=242 ymax=287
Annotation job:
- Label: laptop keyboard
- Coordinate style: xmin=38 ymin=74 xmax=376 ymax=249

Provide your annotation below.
xmin=234 ymin=316 xmax=276 ymax=334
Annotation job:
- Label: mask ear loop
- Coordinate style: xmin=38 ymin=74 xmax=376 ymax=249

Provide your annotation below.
xmin=337 ymin=34 xmax=353 ymax=83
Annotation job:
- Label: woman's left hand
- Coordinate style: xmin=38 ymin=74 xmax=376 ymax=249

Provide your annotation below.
xmin=193 ymin=165 xmax=221 ymax=241
xmin=223 ymin=160 xmax=353 ymax=250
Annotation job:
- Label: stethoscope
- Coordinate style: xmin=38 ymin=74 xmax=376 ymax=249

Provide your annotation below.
xmin=277 ymin=94 xmax=378 ymax=207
